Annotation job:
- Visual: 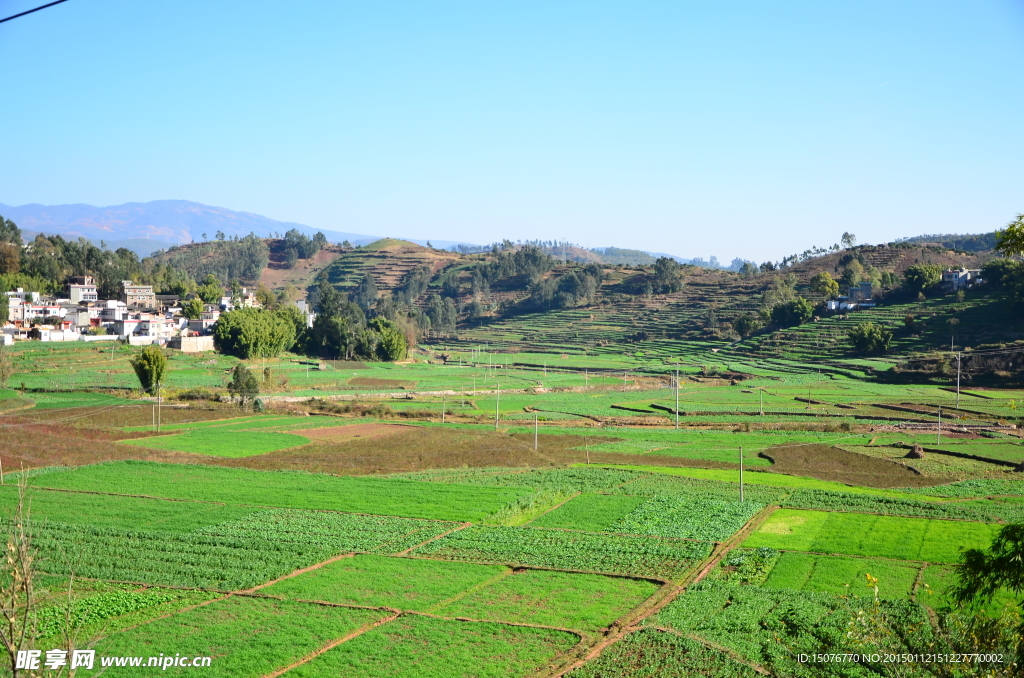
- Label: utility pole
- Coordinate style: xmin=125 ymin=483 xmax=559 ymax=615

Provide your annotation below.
xmin=739 ymin=446 xmax=744 ymax=502
xmin=759 ymin=389 xmax=764 ymax=416
xmin=585 ymin=369 xmax=588 ymax=388
xmin=675 ymin=364 xmax=680 ymax=430
xmin=442 ymin=396 xmax=445 ymax=424
xmin=623 ymin=372 xmax=627 ymax=392
xmin=495 ymin=383 xmax=500 ymax=430
xmin=956 ymin=352 xmax=961 ymax=410
xmin=937 ymin=406 xmax=942 ymax=445
xmin=534 ymin=413 xmax=538 ymax=451
xmin=157 ymin=381 xmax=162 ymax=433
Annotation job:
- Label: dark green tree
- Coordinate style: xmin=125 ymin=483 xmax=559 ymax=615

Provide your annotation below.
xmin=226 ymin=363 xmax=259 ymax=409
xmin=351 ymin=275 xmax=379 ymax=312
xmin=371 ymin=317 xmax=407 ymax=361
xmin=130 ymin=344 xmax=167 ymax=394
xmin=770 ymin=297 xmax=814 ymax=328
xmin=809 ymin=271 xmax=840 ymax=299
xmin=733 ymin=314 xmax=762 ymax=337
xmin=995 ymin=214 xmax=1024 ymax=258
xmin=903 ymin=264 xmax=943 ymax=294
xmin=847 ymin=322 xmax=893 ymax=355
xmin=213 ymin=308 xmax=296 ymax=358
xmin=953 ymin=523 xmax=1024 ymax=640
xmin=182 ymin=297 xmax=205 ymax=320
xmin=196 ymin=274 xmax=223 ymax=303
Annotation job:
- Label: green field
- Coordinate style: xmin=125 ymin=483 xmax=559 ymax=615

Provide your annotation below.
xmin=436 ymin=569 xmax=659 ymax=631
xmin=286 ymin=614 xmax=580 ymax=678
xmin=263 ymin=555 xmax=506 ymax=611
xmin=760 ymin=552 xmax=920 ymax=599
xmin=414 ymin=524 xmax=710 ymax=580
xmin=90 ymin=596 xmax=386 ymax=677
xmin=530 ymin=493 xmax=648 ymax=531
xmin=121 ymin=429 xmax=311 ymax=456
xmin=29 ymin=461 xmax=528 ymax=522
xmin=566 ymin=628 xmax=759 ymax=678
xmin=743 ymin=509 xmax=1002 ymax=563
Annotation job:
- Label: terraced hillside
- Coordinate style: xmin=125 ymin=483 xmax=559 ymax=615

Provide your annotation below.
xmin=313 ymin=239 xmax=462 ymax=293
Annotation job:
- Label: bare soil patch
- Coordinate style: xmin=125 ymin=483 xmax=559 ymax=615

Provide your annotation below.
xmin=298 ymin=423 xmax=414 ymax=443
xmin=209 ymin=428 xmax=746 ymax=475
xmin=761 ymin=444 xmax=947 ymax=488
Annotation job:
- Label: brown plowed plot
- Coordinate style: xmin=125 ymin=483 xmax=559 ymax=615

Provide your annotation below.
xmin=210 ymin=428 xmax=669 ymax=475
xmin=299 ymin=423 xmax=414 ymax=443
xmin=348 ymin=377 xmax=418 ymax=388
xmin=763 ymin=444 xmax=947 ymax=488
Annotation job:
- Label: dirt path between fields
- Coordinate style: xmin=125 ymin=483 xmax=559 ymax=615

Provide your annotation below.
xmin=538 ymin=505 xmax=781 ymax=678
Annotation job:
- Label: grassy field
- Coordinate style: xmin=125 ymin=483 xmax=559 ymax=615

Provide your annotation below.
xmin=29 ymin=461 xmax=528 ymax=522
xmin=760 ymin=552 xmax=920 ymax=599
xmin=530 ymin=493 xmax=648 ymax=531
xmin=743 ymin=509 xmax=1002 ymax=562
xmin=435 ymin=568 xmax=659 ymax=632
xmin=286 ymin=614 xmax=580 ymax=678
xmin=263 ymin=555 xmax=507 ymax=611
xmin=413 ymin=524 xmax=710 ymax=580
xmin=91 ymin=596 xmax=387 ymax=677
xmin=566 ymin=628 xmax=759 ymax=678
xmin=121 ymin=429 xmax=311 ymax=456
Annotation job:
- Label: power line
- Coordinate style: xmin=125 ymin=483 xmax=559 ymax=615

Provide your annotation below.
xmin=0 ymin=0 xmax=70 ymax=25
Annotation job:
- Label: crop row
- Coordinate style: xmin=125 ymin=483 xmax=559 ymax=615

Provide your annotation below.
xmin=653 ymin=582 xmax=933 ymax=678
xmin=610 ymin=496 xmax=765 ymax=541
xmin=413 ymin=524 xmax=710 ymax=580
xmin=783 ymin=488 xmax=1024 ymax=523
xmin=28 ymin=509 xmax=453 ymax=590
xmin=567 ymin=628 xmax=759 ymax=678
xmin=197 ymin=508 xmax=454 ymax=554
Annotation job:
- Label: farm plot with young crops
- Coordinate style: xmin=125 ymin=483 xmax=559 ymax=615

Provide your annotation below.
xmin=28 ymin=507 xmax=454 ymax=590
xmin=120 ymin=429 xmax=311 ymax=457
xmin=436 ymin=568 xmax=659 ymax=632
xmin=284 ymin=614 xmax=580 ymax=678
xmin=566 ymin=628 xmax=759 ymax=678
xmin=0 ymin=485 xmax=258 ymax=532
xmin=263 ymin=554 xmax=506 ymax=611
xmin=651 ymin=582 xmax=931 ymax=677
xmin=743 ymin=509 xmax=1002 ymax=563
xmin=530 ymin=493 xmax=648 ymax=531
xmin=91 ymin=596 xmax=387 ymax=678
xmin=609 ymin=496 xmax=765 ymax=541
xmin=34 ymin=580 xmax=219 ymax=642
xmin=783 ymin=488 xmax=1024 ymax=523
xmin=760 ymin=552 xmax=921 ymax=599
xmin=29 ymin=461 xmax=528 ymax=522
xmin=412 ymin=524 xmax=710 ymax=580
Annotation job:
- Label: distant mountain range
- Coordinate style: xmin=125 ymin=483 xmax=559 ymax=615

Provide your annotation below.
xmin=0 ymin=199 xmax=725 ymax=265
xmin=0 ymin=200 xmax=474 ymax=257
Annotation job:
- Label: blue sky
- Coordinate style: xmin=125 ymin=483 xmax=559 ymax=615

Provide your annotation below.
xmin=1 ymin=0 xmax=1022 ymax=261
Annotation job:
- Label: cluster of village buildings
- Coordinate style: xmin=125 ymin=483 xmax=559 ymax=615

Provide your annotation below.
xmin=0 ymin=267 xmax=984 ymax=349
xmin=824 ymin=268 xmax=982 ymax=312
xmin=3 ymin=276 xmax=312 ymax=351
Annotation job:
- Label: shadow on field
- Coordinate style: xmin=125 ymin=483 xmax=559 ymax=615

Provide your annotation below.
xmin=761 ymin=444 xmax=947 ymax=488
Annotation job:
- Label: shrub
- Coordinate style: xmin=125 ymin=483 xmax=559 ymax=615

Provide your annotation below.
xmin=848 ymin=321 xmax=893 ymax=355
xmin=770 ymin=297 xmax=813 ymax=328
xmin=903 ymin=264 xmax=942 ymax=294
